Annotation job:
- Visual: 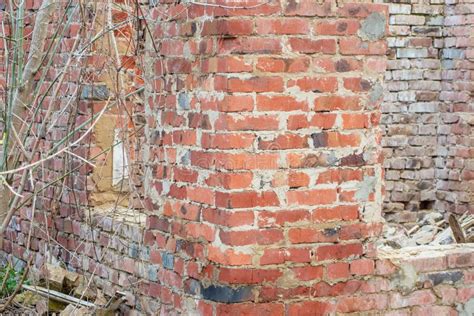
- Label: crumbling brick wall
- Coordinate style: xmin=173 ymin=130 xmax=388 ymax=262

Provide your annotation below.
xmin=382 ymin=0 xmax=473 ymax=225
xmin=437 ymin=0 xmax=473 ymax=217
xmin=0 ymin=1 xmax=473 ymax=315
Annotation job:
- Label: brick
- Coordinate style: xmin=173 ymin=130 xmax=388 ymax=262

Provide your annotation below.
xmin=219 ymin=229 xmax=283 ymax=246
xmin=284 ymin=0 xmax=332 ymax=17
xmin=426 ymin=271 xmax=463 ymax=286
xmin=338 ymin=3 xmax=387 ymax=18
xmin=205 ymin=172 xmax=253 ymax=190
xmin=259 ymin=134 xmax=309 ymax=150
xmin=219 ymin=37 xmax=282 ymax=54
xmin=289 ymin=77 xmax=338 ymax=92
xmin=201 ymin=133 xmax=255 ymax=149
xmin=260 ymin=247 xmax=311 ymax=265
xmin=256 ymin=57 xmax=310 ymax=73
xmin=314 ymin=96 xmax=361 ymax=111
xmin=203 ymin=209 xmax=254 ymax=227
xmin=287 ymin=189 xmax=337 ymax=206
xmin=341 ymin=113 xmax=370 ymax=129
xmin=292 ymin=266 xmax=324 ymax=281
xmin=218 ymin=76 xmax=284 ymax=93
xmin=327 ymin=262 xmax=350 ymax=280
xmin=314 ymin=57 xmax=363 ymax=73
xmin=257 ymin=95 xmax=308 ymax=111
xmin=390 ymin=15 xmax=425 ymax=25
xmin=316 ymin=243 xmax=363 ymax=261
xmin=312 ymin=205 xmax=359 ymax=222
xmin=257 ymin=210 xmax=311 ymax=228
xmin=219 ymin=268 xmax=282 ymax=284
xmin=313 ymin=280 xmax=363 ymax=298
xmin=289 ymin=38 xmax=337 ymax=54
xmin=315 ymin=19 xmax=360 ymax=35
xmin=208 ymin=246 xmax=252 ymax=266
xmin=201 ymin=19 xmax=253 ymax=36
xmin=217 ymin=303 xmax=284 ymax=316
xmin=350 ymin=259 xmax=375 ymax=275
xmin=80 ymin=85 xmax=109 ymax=100
xmin=185 ymin=222 xmax=216 ymax=241
xmin=216 ymin=191 xmax=280 ymax=208
xmin=389 ymin=4 xmax=411 ymax=15
xmin=396 ymin=48 xmax=428 ymax=58
xmin=214 ymin=95 xmax=254 ymax=112
xmin=200 ymin=56 xmax=253 ymax=74
xmin=287 ymin=114 xmax=337 ymax=130
xmin=287 ymin=301 xmax=335 ymax=316
xmin=256 ymin=18 xmax=309 ymax=35
xmin=215 ymin=114 xmax=280 ymax=131
xmin=288 ymin=172 xmax=310 ymax=188
xmin=337 ymin=294 xmax=388 ymax=313
xmin=447 ymin=251 xmax=474 ymax=268
xmin=214 ymin=152 xmax=280 ymax=170
xmin=288 ymin=227 xmax=339 ymax=244
xmin=340 ymin=38 xmax=387 ymax=55
xmin=343 ymin=78 xmax=372 ymax=92
xmin=201 ymin=284 xmax=254 ymax=303
xmin=312 ymin=131 xmax=361 ymax=148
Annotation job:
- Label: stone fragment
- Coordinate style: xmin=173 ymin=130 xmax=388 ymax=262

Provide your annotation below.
xmin=44 ymin=264 xmax=67 ymax=290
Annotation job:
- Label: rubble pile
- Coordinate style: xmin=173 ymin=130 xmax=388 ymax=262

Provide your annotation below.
xmin=379 ymin=212 xmax=474 ymax=249
xmin=12 ymin=264 xmax=125 ymax=315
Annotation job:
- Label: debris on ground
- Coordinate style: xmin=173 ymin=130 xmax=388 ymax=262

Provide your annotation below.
xmin=379 ymin=212 xmax=474 ymax=249
xmin=4 ymin=264 xmax=126 ymax=315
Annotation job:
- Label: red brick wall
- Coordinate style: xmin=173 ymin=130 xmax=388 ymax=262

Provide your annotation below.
xmin=143 ymin=0 xmax=365 ymax=313
xmin=1 ymin=1 xmax=473 ymax=314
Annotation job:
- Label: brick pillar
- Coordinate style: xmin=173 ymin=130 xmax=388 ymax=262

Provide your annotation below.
xmin=144 ymin=1 xmax=387 ymax=313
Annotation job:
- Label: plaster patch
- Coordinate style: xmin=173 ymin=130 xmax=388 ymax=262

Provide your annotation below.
xmin=369 ymin=82 xmax=384 ymax=103
xmin=458 ymin=298 xmax=474 ymax=316
xmin=359 ymin=12 xmax=386 ymax=41
xmin=355 ymin=176 xmax=377 ymax=201
xmin=391 ymin=264 xmax=418 ymax=293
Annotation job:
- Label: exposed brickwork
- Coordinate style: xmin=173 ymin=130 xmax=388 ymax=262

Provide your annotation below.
xmin=437 ymin=0 xmax=473 ymax=218
xmin=382 ymin=0 xmax=473 ymax=225
xmin=0 ymin=0 xmax=473 ymax=315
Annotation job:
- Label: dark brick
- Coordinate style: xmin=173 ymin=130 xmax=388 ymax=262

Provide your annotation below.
xmin=427 ymin=271 xmax=463 ymax=286
xmin=161 ymin=252 xmax=174 ymax=270
xmin=178 ymin=92 xmax=190 ymax=110
xmin=200 ymin=284 xmax=254 ymax=303
xmin=129 ymin=243 xmax=139 ymax=258
xmin=336 ymin=60 xmax=350 ymax=72
xmin=80 ymin=85 xmax=109 ymax=100
xmin=340 ymin=153 xmax=365 ymax=167
xmin=312 ymin=133 xmax=328 ymax=148
xmin=148 ymin=265 xmax=159 ymax=282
